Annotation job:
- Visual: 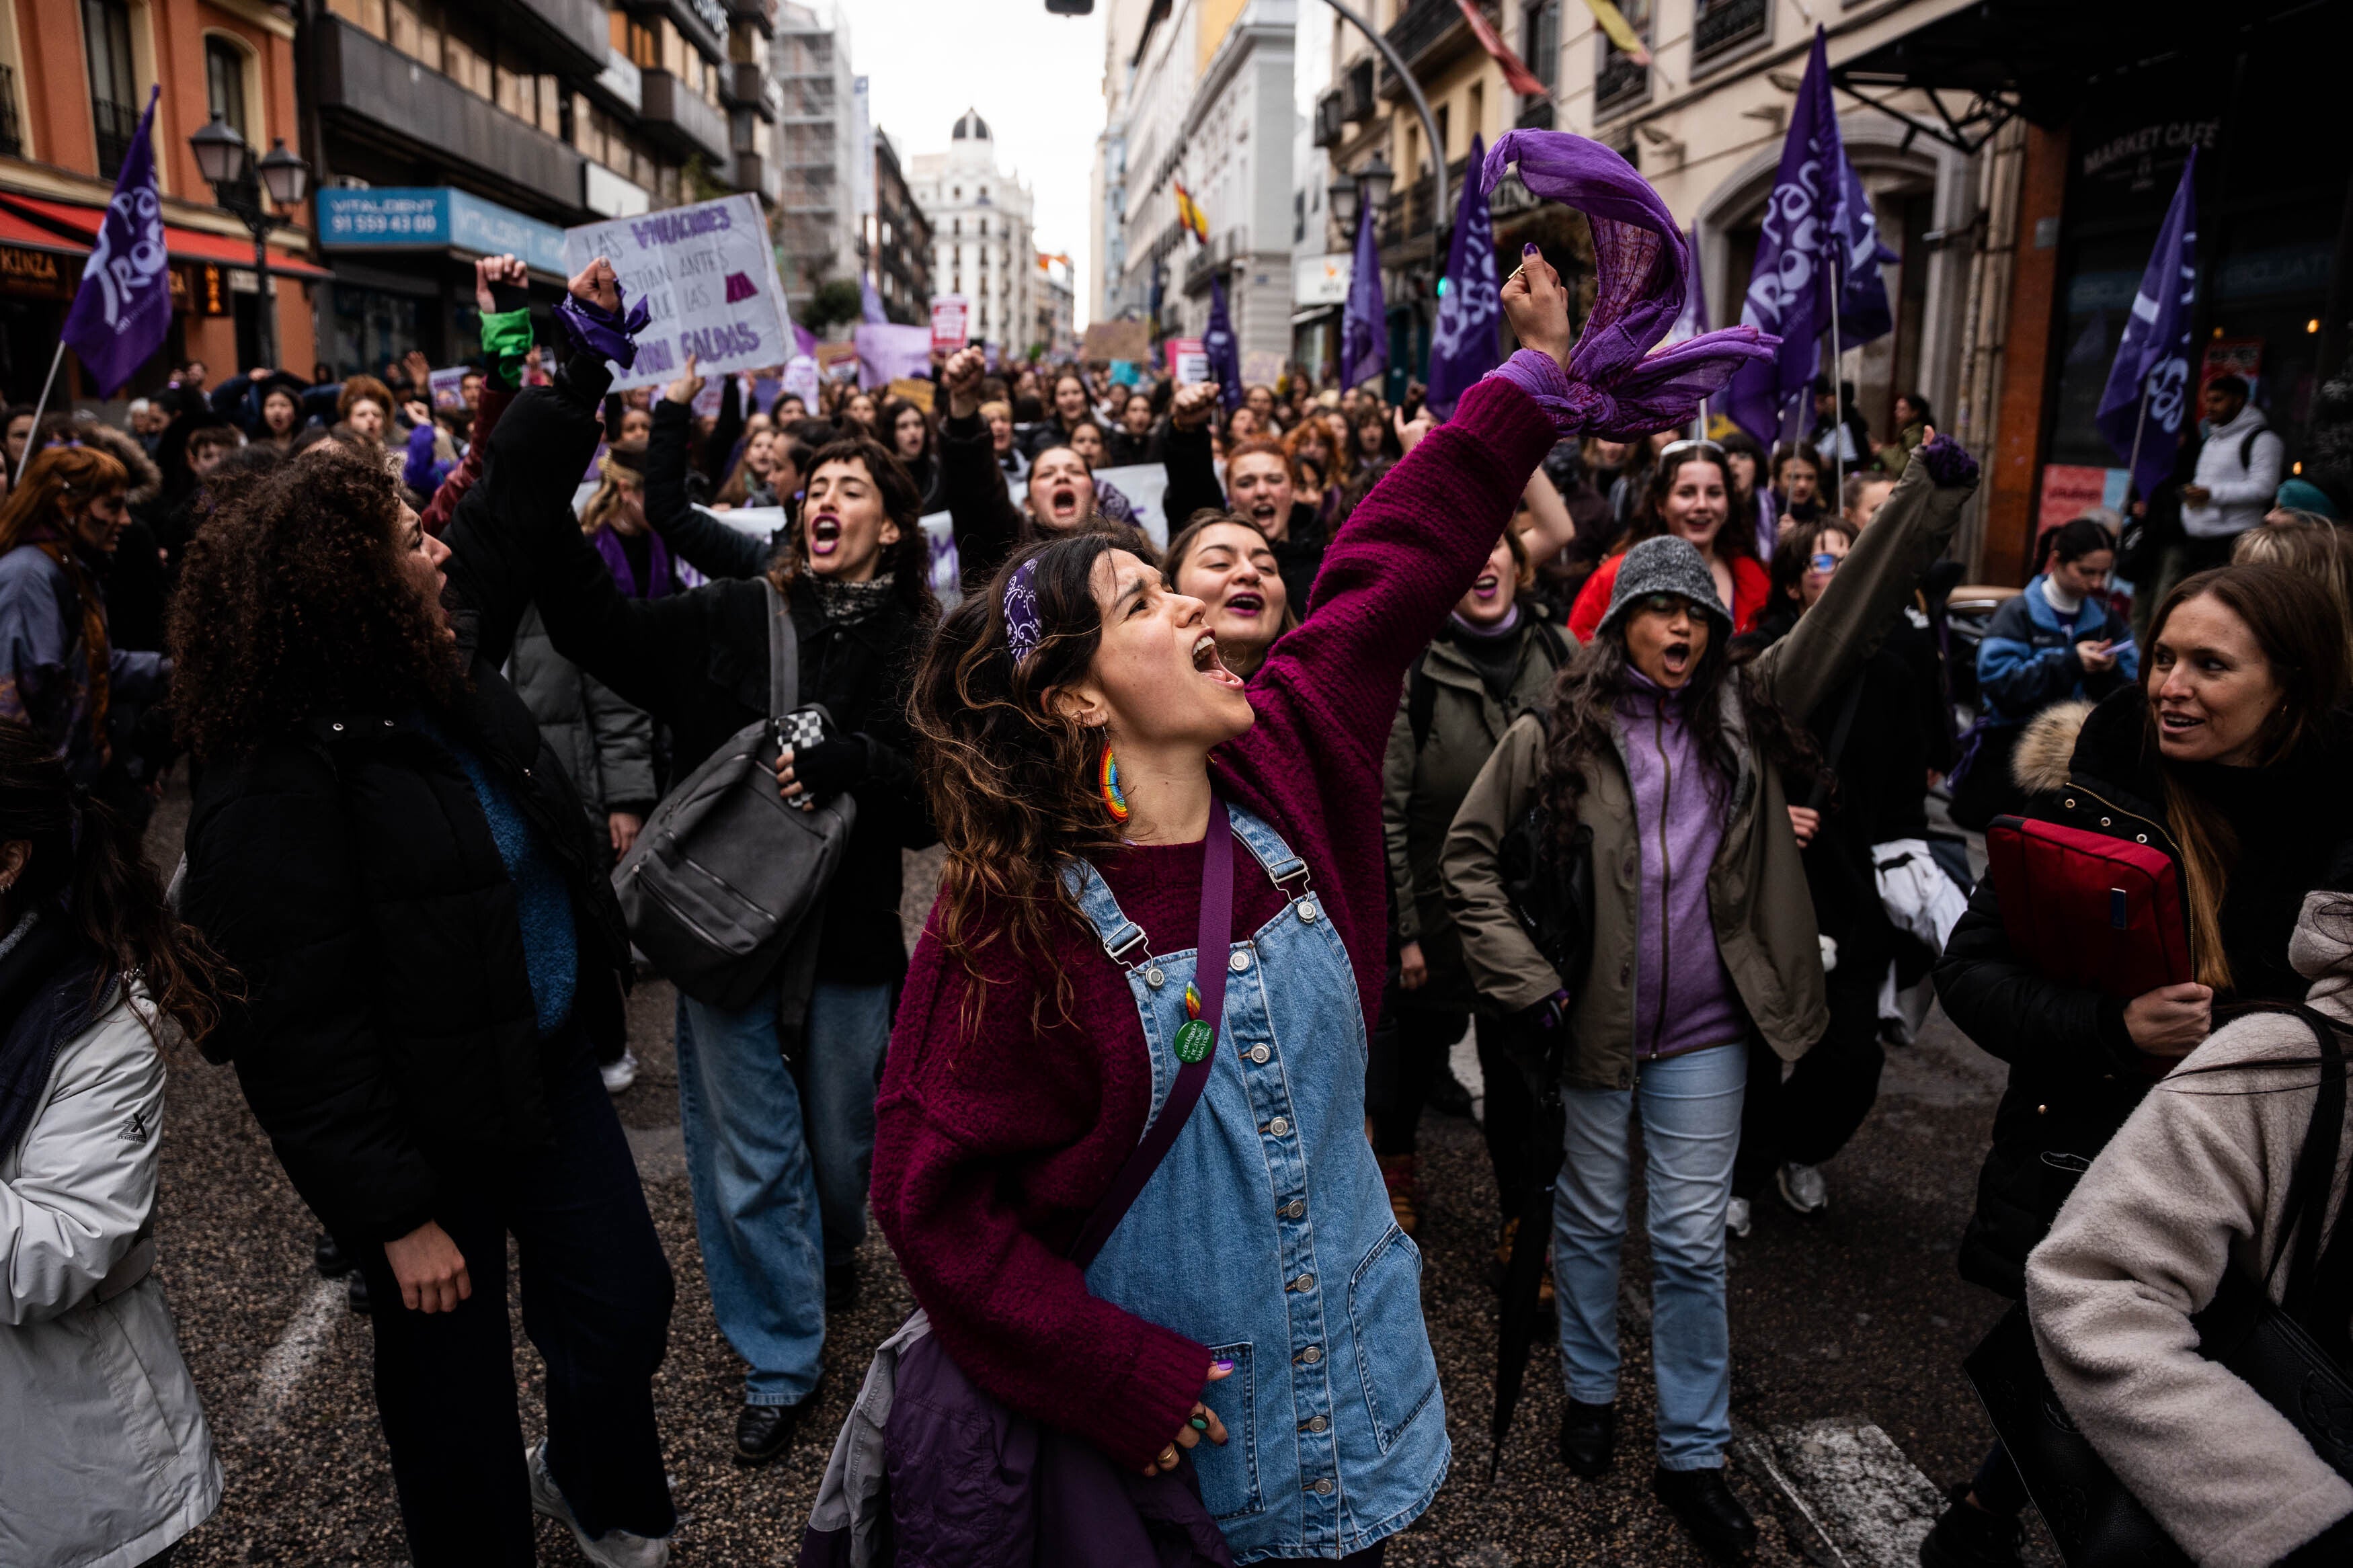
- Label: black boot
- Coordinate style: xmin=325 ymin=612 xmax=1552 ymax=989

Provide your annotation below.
xmin=826 ymin=1260 xmax=861 ymax=1311
xmin=1919 ymin=1485 xmax=2024 ymax=1568
xmin=1654 ymin=1465 xmax=1759 ymax=1563
xmin=314 ymin=1233 xmax=353 ymax=1277
xmin=734 ymin=1399 xmax=808 ymax=1465
xmin=345 ymin=1270 xmax=372 ymax=1315
xmin=1557 ymin=1399 xmax=1616 ymax=1477
xmin=1428 ymin=1065 xmax=1476 ymax=1119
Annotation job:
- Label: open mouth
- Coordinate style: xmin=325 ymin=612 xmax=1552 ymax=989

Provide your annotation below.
xmin=1224 ymin=591 xmax=1264 ymax=619
xmin=1047 ymin=485 xmax=1080 ymax=523
xmin=1471 ymin=573 xmax=1501 ymax=602
xmin=1193 ymin=631 xmax=1244 ymax=688
xmin=1247 ymin=499 xmax=1279 ymax=525
xmin=1660 ymin=641 xmax=1693 ymax=679
xmin=2157 ymin=709 xmax=2203 ymax=737
xmin=809 ymin=515 xmax=842 ymax=558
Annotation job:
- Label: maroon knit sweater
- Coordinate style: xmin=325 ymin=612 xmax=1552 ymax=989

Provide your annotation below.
xmin=871 ymin=377 xmax=1556 ymax=1470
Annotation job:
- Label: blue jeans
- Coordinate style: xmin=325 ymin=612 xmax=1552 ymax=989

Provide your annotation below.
xmin=676 ymin=979 xmax=893 ymax=1406
xmin=1552 ymin=1041 xmax=1747 ymax=1471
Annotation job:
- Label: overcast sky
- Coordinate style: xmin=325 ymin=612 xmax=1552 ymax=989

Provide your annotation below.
xmin=853 ymin=0 xmax=1331 ymax=327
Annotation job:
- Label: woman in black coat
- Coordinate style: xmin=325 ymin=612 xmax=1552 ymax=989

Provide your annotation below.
xmin=173 ymin=425 xmax=676 ymax=1567
xmin=447 ymin=277 xmax=935 ymax=1467
xmin=1919 ymin=561 xmax=2353 ymax=1567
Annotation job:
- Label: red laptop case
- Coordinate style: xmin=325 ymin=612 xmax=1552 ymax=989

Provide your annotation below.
xmin=1983 ymin=815 xmax=2194 ymax=1001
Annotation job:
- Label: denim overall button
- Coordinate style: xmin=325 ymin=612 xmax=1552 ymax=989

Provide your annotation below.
xmin=1230 ymin=948 xmax=1252 ymax=972
xmin=1311 ymin=1478 xmax=1334 ymax=1495
xmin=1144 ymin=966 xmax=1166 ymax=988
xmin=1300 ymin=1345 xmax=1322 ymax=1363
xmin=1304 ymin=1415 xmax=1328 ymax=1433
xmin=1291 ymin=1273 xmax=1315 ymax=1292
xmin=1249 ymin=1044 xmax=1271 ymax=1063
xmin=1298 ymin=899 xmax=1319 ymax=922
xmin=1284 ymin=1198 xmax=1305 ymax=1218
xmin=1267 ymin=1116 xmax=1290 ymax=1137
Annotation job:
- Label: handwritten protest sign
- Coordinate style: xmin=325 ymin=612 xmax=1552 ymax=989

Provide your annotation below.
xmin=930 ymin=294 xmax=969 ymax=352
xmin=428 ymin=366 xmax=469 ymax=411
xmin=564 ymin=193 xmax=791 ymax=391
xmin=887 ymin=376 xmax=934 ymax=413
xmin=1166 ymin=337 xmax=1208 ymax=385
xmin=1082 ymin=319 xmax=1150 ymax=363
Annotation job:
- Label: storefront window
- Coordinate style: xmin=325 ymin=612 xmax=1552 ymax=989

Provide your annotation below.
xmin=330 ymin=286 xmax=424 ymax=382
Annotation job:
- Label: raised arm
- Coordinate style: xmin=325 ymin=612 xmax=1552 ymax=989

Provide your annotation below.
xmin=422 ymin=255 xmax=531 ymax=538
xmin=646 ymin=363 xmax=766 ymax=580
xmin=936 ymin=345 xmax=1023 ymax=585
xmin=1158 ymin=383 xmax=1226 ymax=524
xmin=1758 ymin=435 xmax=1980 ymax=720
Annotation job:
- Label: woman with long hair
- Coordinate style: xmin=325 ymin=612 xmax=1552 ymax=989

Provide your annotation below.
xmin=1873 ymin=390 xmax=1932 ymax=474
xmin=1565 ymin=440 xmax=1769 ymax=641
xmin=1947 ymin=515 xmax=2133 ymax=831
xmin=1922 ymin=562 xmax=2353 ymax=1567
xmin=458 ymin=288 xmax=936 ymax=1467
xmin=0 ymin=446 xmax=166 ymax=784
xmin=715 ymin=427 xmax=781 ymax=509
xmin=867 ymin=146 xmax=1777 ymax=1563
xmin=2235 ymin=513 xmax=2353 ymax=677
xmin=1717 ymin=428 xmax=1775 ymax=560
xmin=1444 ymin=436 xmax=1979 ymax=1560
xmin=1021 ymin=370 xmax=1097 ymax=459
xmin=174 ymin=432 xmax=677 ymax=1566
xmin=1160 ymin=509 xmax=1295 ymax=683
xmin=0 ymin=718 xmax=232 ymax=1568
xmin=880 ymin=395 xmax=941 ymax=511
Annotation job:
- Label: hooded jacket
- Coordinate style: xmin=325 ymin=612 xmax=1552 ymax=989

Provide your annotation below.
xmin=1442 ymin=445 xmax=1977 ymax=1089
xmin=2025 ymin=891 xmax=2353 ymax=1568
xmin=2183 ymin=402 xmax=2284 ymax=540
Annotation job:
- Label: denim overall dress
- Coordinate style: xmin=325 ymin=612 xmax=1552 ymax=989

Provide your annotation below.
xmin=1065 ymin=804 xmax=1450 ymax=1563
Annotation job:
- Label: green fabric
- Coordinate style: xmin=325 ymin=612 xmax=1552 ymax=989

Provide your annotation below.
xmin=479 ymin=306 xmax=534 ymax=389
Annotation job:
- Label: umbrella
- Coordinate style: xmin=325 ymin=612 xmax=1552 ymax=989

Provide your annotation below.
xmin=1488 ymin=1020 xmax=1568 ymax=1480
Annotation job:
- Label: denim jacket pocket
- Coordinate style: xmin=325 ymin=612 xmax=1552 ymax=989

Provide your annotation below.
xmin=1195 ymin=1341 xmax=1262 ymax=1522
xmin=1349 ymin=1227 xmax=1439 ymax=1452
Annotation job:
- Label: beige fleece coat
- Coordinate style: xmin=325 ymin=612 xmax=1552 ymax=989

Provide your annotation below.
xmin=2026 ymin=891 xmax=2353 ymax=1567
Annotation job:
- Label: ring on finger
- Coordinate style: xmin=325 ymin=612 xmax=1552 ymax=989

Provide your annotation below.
xmin=1160 ymin=1445 xmax=1179 ymax=1467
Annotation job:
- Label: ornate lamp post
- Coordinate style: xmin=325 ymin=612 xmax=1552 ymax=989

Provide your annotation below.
xmin=189 ymin=117 xmax=311 ymax=371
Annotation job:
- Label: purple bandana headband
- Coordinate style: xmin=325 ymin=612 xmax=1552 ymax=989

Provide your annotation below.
xmin=554 ymin=285 xmax=654 ymax=371
xmin=1477 ymin=132 xmax=1778 ymax=440
xmin=1003 ymin=557 xmax=1044 ymax=665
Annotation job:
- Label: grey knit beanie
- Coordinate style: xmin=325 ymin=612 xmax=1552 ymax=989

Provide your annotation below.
xmin=1597 ymin=535 xmax=1731 ymax=638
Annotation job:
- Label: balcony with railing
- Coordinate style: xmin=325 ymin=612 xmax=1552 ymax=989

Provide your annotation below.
xmin=0 ymin=65 xmax=22 ymax=159
xmin=92 ymin=94 xmax=141 ymax=180
xmin=1375 ymin=155 xmax=1471 ymax=251
xmin=639 ymin=69 xmax=732 ymax=162
xmin=1692 ymin=0 xmax=1768 ymax=65
xmin=1379 ymin=0 xmax=1500 ymax=99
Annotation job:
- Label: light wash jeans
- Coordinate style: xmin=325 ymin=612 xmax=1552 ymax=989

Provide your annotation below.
xmin=1552 ymin=1041 xmax=1747 ymax=1470
xmin=676 ymin=979 xmax=893 ymax=1406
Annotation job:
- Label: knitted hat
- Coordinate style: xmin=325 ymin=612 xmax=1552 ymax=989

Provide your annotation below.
xmin=1597 ymin=535 xmax=1731 ymax=638
xmin=2276 ymin=477 xmax=2338 ymax=520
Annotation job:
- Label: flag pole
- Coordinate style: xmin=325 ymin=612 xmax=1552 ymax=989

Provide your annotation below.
xmin=1827 ymin=252 xmax=1843 ymax=507
xmin=13 ymin=343 xmax=63 ymax=488
xmin=2123 ymin=384 xmax=2150 ymax=505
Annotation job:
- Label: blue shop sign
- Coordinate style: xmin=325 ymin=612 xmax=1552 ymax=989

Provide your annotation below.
xmin=316 ymin=187 xmax=569 ymax=276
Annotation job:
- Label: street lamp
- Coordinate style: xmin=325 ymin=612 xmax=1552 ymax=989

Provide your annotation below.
xmin=1356 ymin=153 xmax=1395 ymax=220
xmin=189 ymin=117 xmax=312 ymax=372
xmin=1328 ymin=167 xmax=1358 ymax=236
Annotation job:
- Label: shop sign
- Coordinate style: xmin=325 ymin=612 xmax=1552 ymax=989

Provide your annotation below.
xmin=2073 ymin=115 xmax=2219 ymax=221
xmin=317 ymin=187 xmax=569 ymax=275
xmin=169 ymin=262 xmax=230 ymax=317
xmin=0 ymin=243 xmax=73 ymax=299
xmin=2038 ymin=463 xmax=2129 ymax=534
xmin=1293 ymin=253 xmax=1351 ymax=308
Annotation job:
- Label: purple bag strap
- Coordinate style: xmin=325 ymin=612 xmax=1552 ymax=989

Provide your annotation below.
xmin=1068 ymin=794 xmax=1234 ymax=1271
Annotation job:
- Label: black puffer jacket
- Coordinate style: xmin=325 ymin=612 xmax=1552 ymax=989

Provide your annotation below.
xmin=451 ymin=358 xmax=936 ymax=988
xmin=182 ymin=662 xmax=633 ymax=1244
xmin=1933 ymin=686 xmax=2353 ymax=1297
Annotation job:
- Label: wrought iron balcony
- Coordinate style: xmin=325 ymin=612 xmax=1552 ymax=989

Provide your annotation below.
xmin=1693 ymin=0 xmax=1767 ymax=63
xmin=1595 ymin=45 xmax=1649 ymax=115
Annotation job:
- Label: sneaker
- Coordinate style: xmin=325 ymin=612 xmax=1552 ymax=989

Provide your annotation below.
xmin=1726 ymin=1196 xmax=1752 ymax=1239
xmin=1654 ymin=1465 xmax=1759 ymax=1563
xmin=1918 ymin=1485 xmax=2024 ymax=1568
xmin=1777 ymin=1162 xmax=1829 ymax=1215
xmin=734 ymin=1396 xmax=812 ymax=1465
xmin=600 ymin=1049 xmax=641 ymax=1095
xmin=527 ymin=1440 xmax=670 ymax=1567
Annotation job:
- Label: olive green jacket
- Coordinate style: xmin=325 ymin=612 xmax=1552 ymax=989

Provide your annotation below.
xmin=1381 ymin=603 xmax=1574 ymax=1012
xmin=1439 ymin=449 xmax=1977 ymax=1091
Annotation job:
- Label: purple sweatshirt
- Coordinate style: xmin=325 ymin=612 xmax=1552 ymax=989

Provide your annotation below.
xmin=1617 ymin=672 xmax=1745 ymax=1059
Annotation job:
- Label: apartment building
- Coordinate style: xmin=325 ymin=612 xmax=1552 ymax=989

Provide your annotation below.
xmin=907 ymin=110 xmax=1033 ymax=354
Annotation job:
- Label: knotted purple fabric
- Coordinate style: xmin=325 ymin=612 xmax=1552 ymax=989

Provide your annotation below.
xmin=555 ymin=287 xmax=654 ymax=371
xmin=1478 ymin=132 xmax=1778 ymax=440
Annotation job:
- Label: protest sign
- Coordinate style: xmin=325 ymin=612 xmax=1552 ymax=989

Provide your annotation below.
xmin=856 ymin=322 xmax=930 ymax=388
xmin=1240 ymin=349 xmax=1284 ymax=389
xmin=887 ymin=376 xmax=934 ymax=413
xmin=781 ymin=356 xmax=820 ymax=408
xmin=563 ymin=193 xmax=791 ymax=391
xmin=1082 ymin=319 xmax=1150 ymax=362
xmin=1166 ymin=337 xmax=1208 ymax=386
xmin=813 ymin=342 xmax=861 ymax=382
xmin=429 ymin=366 xmax=469 ymax=411
xmin=1108 ymin=360 xmax=1142 ymax=387
xmin=1093 ymin=463 xmax=1171 ymax=549
xmin=930 ymin=294 xmax=970 ymax=352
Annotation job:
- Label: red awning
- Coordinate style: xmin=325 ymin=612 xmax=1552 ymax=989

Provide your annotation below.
xmin=0 ymin=192 xmax=334 ymax=279
xmin=0 ymin=205 xmax=86 ymax=255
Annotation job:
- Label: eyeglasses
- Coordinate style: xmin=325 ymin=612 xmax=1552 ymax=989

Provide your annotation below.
xmin=1635 ymin=592 xmax=1694 ymax=616
xmin=1809 ymin=552 xmax=1841 ymax=574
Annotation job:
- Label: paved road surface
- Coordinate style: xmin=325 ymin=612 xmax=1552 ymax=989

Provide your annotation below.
xmin=145 ymin=789 xmax=2056 ymax=1565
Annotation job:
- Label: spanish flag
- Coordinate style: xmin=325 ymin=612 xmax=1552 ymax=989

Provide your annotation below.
xmin=1173 ymin=180 xmax=1210 ymax=245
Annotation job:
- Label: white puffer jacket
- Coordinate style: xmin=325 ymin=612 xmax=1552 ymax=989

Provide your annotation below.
xmin=1 ymin=982 xmax=221 ymax=1568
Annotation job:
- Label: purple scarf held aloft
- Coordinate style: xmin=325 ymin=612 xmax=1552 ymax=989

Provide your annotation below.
xmin=1477 ymin=132 xmax=1778 ymax=441
xmin=594 ymin=526 xmax=674 ymax=600
xmin=555 ymin=286 xmax=653 ymax=371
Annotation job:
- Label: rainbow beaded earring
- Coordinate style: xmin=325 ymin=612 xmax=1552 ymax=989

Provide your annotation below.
xmin=1100 ymin=747 xmax=1129 ymax=823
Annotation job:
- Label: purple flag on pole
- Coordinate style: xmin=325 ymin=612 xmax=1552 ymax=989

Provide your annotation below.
xmin=1342 ymin=199 xmax=1386 ymax=390
xmin=1426 ymin=132 xmax=1499 ymax=418
xmin=861 ymin=272 xmax=889 ymax=325
xmin=1204 ymin=274 xmax=1242 ymax=412
xmin=1723 ymin=28 xmax=1843 ymax=445
xmin=1834 ymin=154 xmax=1897 ymax=351
xmin=61 ymin=85 xmax=171 ymax=397
xmin=2096 ymin=149 xmax=2198 ymax=501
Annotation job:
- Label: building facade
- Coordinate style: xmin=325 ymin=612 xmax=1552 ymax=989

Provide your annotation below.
xmin=863 ymin=125 xmax=928 ymax=325
xmin=0 ymin=0 xmax=327 ymax=400
xmin=906 ymin=110 xmax=1033 ymax=354
xmin=1033 ymin=249 xmax=1072 ymax=358
xmin=773 ymin=0 xmax=854 ymax=319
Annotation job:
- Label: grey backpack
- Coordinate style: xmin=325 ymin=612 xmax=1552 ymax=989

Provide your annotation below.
xmin=612 ymin=579 xmax=854 ymax=1012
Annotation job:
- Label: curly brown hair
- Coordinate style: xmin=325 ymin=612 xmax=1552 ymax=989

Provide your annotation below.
xmin=168 ymin=444 xmax=463 ymax=762
xmin=910 ymin=532 xmax=1129 ymax=1030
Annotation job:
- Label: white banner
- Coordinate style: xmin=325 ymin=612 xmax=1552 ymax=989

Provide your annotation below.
xmin=564 ymin=193 xmax=793 ymax=392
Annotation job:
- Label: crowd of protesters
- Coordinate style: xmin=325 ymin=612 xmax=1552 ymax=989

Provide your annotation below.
xmin=5 ymin=160 xmax=2353 ymax=1568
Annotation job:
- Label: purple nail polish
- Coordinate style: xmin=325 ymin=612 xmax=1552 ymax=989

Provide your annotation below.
xmin=1213 ymin=1359 xmax=1235 ymax=1373
xmin=1523 ymin=241 xmax=1540 ymax=255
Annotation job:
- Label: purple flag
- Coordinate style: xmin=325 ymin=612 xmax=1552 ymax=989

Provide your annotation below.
xmin=861 ymin=272 xmax=888 ymax=325
xmin=1426 ymin=132 xmax=1500 ymax=418
xmin=1204 ymin=274 xmax=1242 ymax=412
xmin=854 ymin=321 xmax=930 ymax=388
xmin=61 ymin=85 xmax=171 ymax=397
xmin=2096 ymin=149 xmax=2198 ymax=501
xmin=1342 ymin=198 xmax=1386 ymax=390
xmin=1833 ymin=154 xmax=1897 ymax=351
xmin=1723 ymin=28 xmax=1843 ymax=445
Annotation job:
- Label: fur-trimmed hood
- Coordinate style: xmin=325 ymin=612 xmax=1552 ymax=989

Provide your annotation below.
xmin=2009 ymin=698 xmax=2093 ymax=794
xmin=65 ymin=421 xmax=163 ymax=508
